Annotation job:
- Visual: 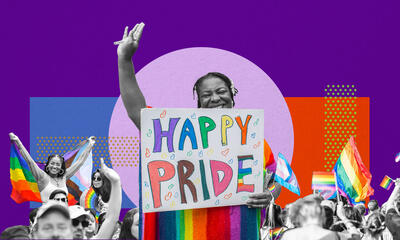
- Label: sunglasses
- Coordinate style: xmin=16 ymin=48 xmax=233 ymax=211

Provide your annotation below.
xmin=72 ymin=219 xmax=89 ymax=228
xmin=93 ymin=176 xmax=102 ymax=181
xmin=54 ymin=197 xmax=68 ymax=203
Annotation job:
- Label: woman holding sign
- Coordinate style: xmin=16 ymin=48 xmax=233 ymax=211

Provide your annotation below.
xmin=117 ymin=23 xmax=278 ymax=240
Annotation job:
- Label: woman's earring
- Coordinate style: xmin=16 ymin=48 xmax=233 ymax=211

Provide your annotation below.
xmin=46 ymin=166 xmax=50 ymax=172
xmin=59 ymin=169 xmax=65 ymax=175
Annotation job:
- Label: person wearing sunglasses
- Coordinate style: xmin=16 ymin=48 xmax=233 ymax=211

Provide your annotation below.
xmin=69 ymin=205 xmax=91 ymax=239
xmin=91 ymin=169 xmax=111 ymax=213
xmin=49 ymin=189 xmax=68 ymax=206
xmin=78 ymin=158 xmax=122 ymax=240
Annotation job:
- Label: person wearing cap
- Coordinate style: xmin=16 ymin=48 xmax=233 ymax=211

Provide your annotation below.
xmin=30 ymin=202 xmax=73 ymax=239
xmin=69 ymin=205 xmax=91 ymax=239
xmin=49 ymin=189 xmax=69 ymax=206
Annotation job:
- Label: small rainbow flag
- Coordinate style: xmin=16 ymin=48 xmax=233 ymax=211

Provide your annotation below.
xmin=268 ymin=183 xmax=276 ymax=193
xmin=312 ymin=172 xmax=336 ymax=191
xmin=380 ymin=175 xmax=394 ymax=190
xmin=10 ymin=143 xmax=41 ymax=203
xmin=269 ymin=227 xmax=284 ymax=239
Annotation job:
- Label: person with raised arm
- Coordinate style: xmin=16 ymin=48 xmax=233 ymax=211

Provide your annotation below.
xmin=87 ymin=157 xmax=122 ymax=239
xmin=383 ymin=178 xmax=400 ymax=239
xmin=9 ymin=133 xmax=95 ymax=203
xmin=117 ymin=23 xmax=279 ymax=239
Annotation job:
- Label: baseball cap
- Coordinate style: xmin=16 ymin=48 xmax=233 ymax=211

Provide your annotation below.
xmin=33 ymin=201 xmax=70 ymax=227
xmin=69 ymin=205 xmax=91 ymax=219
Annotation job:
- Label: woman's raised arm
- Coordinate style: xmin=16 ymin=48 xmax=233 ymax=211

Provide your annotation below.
xmin=93 ymin=158 xmax=122 ymax=239
xmin=117 ymin=23 xmax=146 ymax=129
xmin=9 ymin=132 xmax=46 ymax=182
xmin=65 ymin=136 xmax=96 ymax=179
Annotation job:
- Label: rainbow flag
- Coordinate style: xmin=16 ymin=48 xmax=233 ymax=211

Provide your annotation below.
xmin=268 ymin=183 xmax=277 ymax=193
xmin=380 ymin=175 xmax=394 ymax=190
xmin=312 ymin=172 xmax=336 ymax=191
xmin=334 ymin=136 xmax=373 ymax=203
xmin=10 ymin=142 xmax=41 ymax=203
xmin=269 ymin=227 xmax=284 ymax=240
xmin=84 ymin=187 xmax=97 ymax=209
xmin=83 ymin=187 xmax=100 ymax=221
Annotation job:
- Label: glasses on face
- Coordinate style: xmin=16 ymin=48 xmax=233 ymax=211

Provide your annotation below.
xmin=72 ymin=219 xmax=89 ymax=228
xmin=93 ymin=176 xmax=102 ymax=181
xmin=54 ymin=197 xmax=68 ymax=203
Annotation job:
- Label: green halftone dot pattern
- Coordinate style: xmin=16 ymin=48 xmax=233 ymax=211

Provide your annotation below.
xmin=35 ymin=136 xmax=140 ymax=168
xmin=324 ymin=84 xmax=358 ymax=171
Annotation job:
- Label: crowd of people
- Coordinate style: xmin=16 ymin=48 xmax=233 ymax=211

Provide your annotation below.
xmin=1 ymin=22 xmax=399 ymax=239
xmin=2 ymin=154 xmax=139 ymax=240
xmin=260 ymin=179 xmax=400 ymax=240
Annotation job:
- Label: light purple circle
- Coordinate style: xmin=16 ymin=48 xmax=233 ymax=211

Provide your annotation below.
xmin=109 ymin=47 xmax=294 ymax=206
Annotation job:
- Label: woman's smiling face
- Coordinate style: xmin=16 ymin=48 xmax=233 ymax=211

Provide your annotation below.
xmin=197 ymin=77 xmax=233 ymax=109
xmin=48 ymin=156 xmax=63 ymax=176
xmin=92 ymin=172 xmax=103 ymax=188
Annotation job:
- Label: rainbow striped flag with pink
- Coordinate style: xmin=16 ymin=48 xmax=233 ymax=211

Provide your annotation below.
xmin=380 ymin=175 xmax=394 ymax=190
xmin=312 ymin=172 xmax=336 ymax=191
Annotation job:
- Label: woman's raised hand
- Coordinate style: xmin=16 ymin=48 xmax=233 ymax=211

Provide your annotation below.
xmin=88 ymin=136 xmax=96 ymax=146
xmin=9 ymin=132 xmax=19 ymax=141
xmin=116 ymin=23 xmax=145 ymax=60
xmin=99 ymin=157 xmax=121 ymax=183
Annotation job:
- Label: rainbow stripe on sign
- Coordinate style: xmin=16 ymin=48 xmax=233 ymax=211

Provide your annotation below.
xmin=143 ymin=207 xmax=262 ymax=240
xmin=312 ymin=172 xmax=336 ymax=191
xmin=237 ymin=155 xmax=255 ymax=192
xmin=380 ymin=175 xmax=394 ymax=190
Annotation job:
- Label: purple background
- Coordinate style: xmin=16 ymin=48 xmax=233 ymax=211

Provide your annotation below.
xmin=1 ymin=0 xmax=399 ymax=228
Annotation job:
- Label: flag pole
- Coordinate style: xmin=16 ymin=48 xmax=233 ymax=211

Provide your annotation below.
xmin=334 ymin=171 xmax=340 ymax=203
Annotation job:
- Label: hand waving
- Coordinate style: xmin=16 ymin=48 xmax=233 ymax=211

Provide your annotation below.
xmin=116 ymin=23 xmax=145 ymax=60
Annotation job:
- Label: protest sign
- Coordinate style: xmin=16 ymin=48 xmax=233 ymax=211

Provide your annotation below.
xmin=141 ymin=108 xmax=264 ymax=212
